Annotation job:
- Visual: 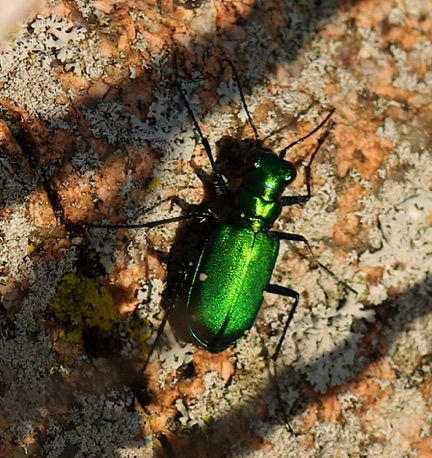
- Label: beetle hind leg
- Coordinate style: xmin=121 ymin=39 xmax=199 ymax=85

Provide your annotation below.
xmin=265 ymin=283 xmax=300 ymax=434
xmin=266 ymin=284 xmax=299 ymax=361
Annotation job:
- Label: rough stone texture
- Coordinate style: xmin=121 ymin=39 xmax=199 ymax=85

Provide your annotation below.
xmin=0 ymin=0 xmax=431 ymax=456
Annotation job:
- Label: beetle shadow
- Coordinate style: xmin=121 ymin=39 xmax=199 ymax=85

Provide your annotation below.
xmin=158 ymin=210 xmax=214 ymax=345
xmin=157 ymin=135 xmax=254 ymax=346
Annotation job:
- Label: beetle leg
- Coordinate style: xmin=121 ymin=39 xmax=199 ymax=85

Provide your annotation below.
xmin=266 ymin=284 xmax=299 ymax=361
xmin=271 ymin=231 xmax=357 ymax=294
xmin=141 ymin=313 xmax=169 ymax=374
xmin=176 ymin=82 xmax=229 ymax=199
xmin=88 ymin=211 xmax=213 ymax=230
xmin=281 ymin=195 xmax=310 ymax=206
xmin=88 ymin=195 xmax=217 ymax=230
xmin=221 ymin=59 xmax=260 ymax=143
xmin=265 ymin=283 xmax=300 ymax=434
xmin=271 ymin=230 xmax=315 ymax=261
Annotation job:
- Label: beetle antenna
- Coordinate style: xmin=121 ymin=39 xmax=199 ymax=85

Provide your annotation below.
xmin=279 ymin=109 xmax=335 ymax=160
xmin=221 ymin=59 xmax=260 ymax=143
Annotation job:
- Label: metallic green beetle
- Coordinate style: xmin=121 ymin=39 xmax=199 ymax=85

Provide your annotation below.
xmin=185 ymin=130 xmax=333 ymax=355
xmin=181 ymin=61 xmax=335 ymax=357
xmin=187 ymin=154 xmax=296 ymax=353
xmin=92 ymin=61 xmax=334 ymax=359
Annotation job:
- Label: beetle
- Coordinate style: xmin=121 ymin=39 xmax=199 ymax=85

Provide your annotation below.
xmin=92 ymin=60 xmax=336 ymax=362
xmin=180 ymin=61 xmax=335 ymax=359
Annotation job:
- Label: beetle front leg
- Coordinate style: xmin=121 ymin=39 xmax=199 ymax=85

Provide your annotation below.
xmin=176 ymin=83 xmax=229 ymax=198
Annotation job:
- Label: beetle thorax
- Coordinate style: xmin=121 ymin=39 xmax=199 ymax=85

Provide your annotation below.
xmin=233 ymin=152 xmax=296 ymax=232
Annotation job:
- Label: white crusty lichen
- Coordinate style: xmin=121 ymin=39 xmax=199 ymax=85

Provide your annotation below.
xmin=361 ymin=192 xmax=432 ymax=294
xmin=0 ymin=15 xmax=83 ymax=119
xmin=0 ymin=14 xmax=108 ymax=121
xmin=0 ymin=208 xmax=34 ymax=282
xmin=43 ymin=391 xmax=151 ymax=457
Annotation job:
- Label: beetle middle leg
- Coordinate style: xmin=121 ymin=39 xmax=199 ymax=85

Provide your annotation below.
xmin=276 ymin=115 xmax=357 ymax=293
xmin=88 ymin=195 xmax=217 ymax=230
xmin=176 ymin=82 xmax=230 ymax=199
xmin=272 ymin=230 xmax=356 ymax=294
xmin=265 ymin=284 xmax=299 ymax=361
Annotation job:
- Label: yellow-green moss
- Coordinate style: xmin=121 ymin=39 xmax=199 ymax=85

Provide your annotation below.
xmin=149 ymin=176 xmax=159 ymax=190
xmin=126 ymin=316 xmax=151 ymax=356
xmin=51 ymin=273 xmax=120 ymax=343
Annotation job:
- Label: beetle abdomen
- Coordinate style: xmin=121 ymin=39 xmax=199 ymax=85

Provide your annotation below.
xmin=187 ymin=222 xmax=279 ymax=353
